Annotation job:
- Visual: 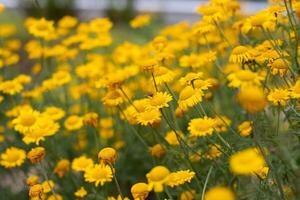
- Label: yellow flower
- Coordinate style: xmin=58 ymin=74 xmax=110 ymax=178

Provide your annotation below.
xmin=26 ymin=175 xmax=39 ymax=186
xmin=102 ymin=90 xmax=124 ymax=107
xmin=166 ymin=170 xmax=195 ymax=187
xmin=131 ymin=182 xmax=149 ymax=200
xmin=137 ymin=109 xmax=161 ymax=127
xmin=58 ymin=16 xmax=78 ymax=29
xmin=98 ymin=147 xmax=117 ymax=164
xmin=146 ymin=165 xmax=170 ymax=192
xmin=0 ymin=147 xmax=26 ymax=168
xmin=42 ymin=180 xmax=55 ymax=193
xmin=291 ymin=79 xmax=300 ymax=98
xmin=51 ymin=70 xmax=71 ymax=86
xmin=149 ymin=144 xmax=166 ymax=158
xmin=84 ymin=164 xmax=113 ymax=186
xmin=72 ymin=156 xmax=94 ymax=172
xmin=74 ymin=187 xmax=87 ymax=198
xmin=238 ymin=121 xmax=252 ymax=137
xmin=178 ymin=86 xmax=203 ymax=109
xmin=43 ymin=106 xmax=65 ymax=121
xmin=12 ymin=109 xmax=40 ymax=134
xmin=227 ymin=69 xmax=264 ymax=88
xmin=27 ymin=147 xmax=46 ymax=164
xmin=180 ymin=72 xmax=203 ymax=86
xmin=229 ymin=147 xmax=266 ymax=175
xmin=153 ymin=66 xmax=175 ymax=85
xmin=165 ymin=131 xmax=183 ymax=145
xmin=204 ymin=186 xmax=235 ymax=200
xmin=54 ymin=159 xmax=70 ymax=178
xmin=268 ymin=59 xmax=289 ymax=76
xmin=237 ymin=85 xmax=267 ymax=113
xmin=0 ymin=80 xmax=23 ymax=95
xmin=47 ymin=194 xmax=63 ymax=200
xmin=139 ymin=58 xmax=157 ymax=72
xmin=130 ymin=14 xmax=151 ymax=28
xmin=146 ymin=92 xmax=172 ymax=110
xmin=107 ymin=195 xmax=130 ymax=200
xmin=206 ymin=144 xmax=222 ymax=160
xmin=257 ymin=166 xmax=269 ymax=179
xmin=267 ymin=88 xmax=290 ymax=106
xmin=0 ymin=3 xmax=5 ymax=13
xmin=242 ymin=10 xmax=276 ymax=34
xmin=83 ymin=112 xmax=99 ymax=127
xmin=28 ymin=18 xmax=55 ymax=39
xmin=64 ymin=115 xmax=83 ymax=131
xmin=214 ymin=116 xmax=231 ymax=133
xmin=29 ymin=184 xmax=44 ymax=198
xmin=15 ymin=74 xmax=32 ymax=84
xmin=188 ymin=116 xmax=216 ymax=137
xmin=229 ymin=46 xmax=251 ymax=63
xmin=180 ymin=190 xmax=196 ymax=200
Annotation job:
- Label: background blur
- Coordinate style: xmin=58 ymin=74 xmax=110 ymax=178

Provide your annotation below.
xmin=1 ymin=0 xmax=268 ymax=23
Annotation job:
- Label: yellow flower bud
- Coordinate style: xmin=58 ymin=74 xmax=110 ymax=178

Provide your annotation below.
xmin=98 ymin=147 xmax=117 ymax=164
xmin=27 ymin=147 xmax=46 ymax=164
xmin=29 ymin=184 xmax=43 ymax=198
xmin=131 ymin=182 xmax=149 ymax=200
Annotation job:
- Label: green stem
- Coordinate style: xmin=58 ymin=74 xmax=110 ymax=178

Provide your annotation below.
xmin=201 ymin=166 xmax=213 ymax=200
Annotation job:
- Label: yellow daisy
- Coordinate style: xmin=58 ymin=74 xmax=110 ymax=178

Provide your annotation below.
xmin=188 ymin=116 xmax=216 ymax=137
xmin=84 ymin=164 xmax=113 ymax=186
xmin=0 ymin=147 xmax=26 ymax=168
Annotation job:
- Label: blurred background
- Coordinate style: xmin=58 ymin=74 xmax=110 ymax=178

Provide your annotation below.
xmin=1 ymin=0 xmax=268 ymax=23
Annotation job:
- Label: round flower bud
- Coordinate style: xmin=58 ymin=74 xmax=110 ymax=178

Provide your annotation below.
xmin=26 ymin=175 xmax=39 ymax=186
xmin=29 ymin=184 xmax=43 ymax=198
xmin=131 ymin=182 xmax=149 ymax=200
xmin=98 ymin=147 xmax=117 ymax=164
xmin=27 ymin=147 xmax=46 ymax=164
xmin=83 ymin=112 xmax=99 ymax=127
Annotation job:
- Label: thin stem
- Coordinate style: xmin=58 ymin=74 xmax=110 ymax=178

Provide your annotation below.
xmin=39 ymin=162 xmax=58 ymax=200
xmin=201 ymin=166 xmax=213 ymax=200
xmin=108 ymin=163 xmax=124 ymax=199
xmin=151 ymin=72 xmax=159 ymax=92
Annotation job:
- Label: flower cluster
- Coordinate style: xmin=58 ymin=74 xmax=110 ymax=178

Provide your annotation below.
xmin=1 ymin=0 xmax=300 ymax=199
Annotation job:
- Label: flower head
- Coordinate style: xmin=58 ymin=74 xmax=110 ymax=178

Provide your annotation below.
xmin=0 ymin=147 xmax=26 ymax=168
xmin=74 ymin=187 xmax=87 ymax=198
xmin=267 ymin=88 xmax=290 ymax=106
xmin=188 ymin=116 xmax=215 ymax=137
xmin=27 ymin=147 xmax=46 ymax=164
xmin=130 ymin=14 xmax=151 ymax=29
xmin=29 ymin=184 xmax=44 ymax=198
xmin=84 ymin=164 xmax=113 ymax=186
xmin=54 ymin=159 xmax=70 ymax=178
xmin=229 ymin=46 xmax=251 ymax=63
xmin=237 ymin=85 xmax=267 ymax=113
xmin=178 ymin=86 xmax=203 ymax=109
xmin=229 ymin=147 xmax=266 ymax=175
xmin=238 ymin=121 xmax=252 ymax=137
xmin=64 ymin=115 xmax=83 ymax=131
xmin=72 ymin=156 xmax=94 ymax=172
xmin=204 ymin=186 xmax=235 ymax=200
xmin=131 ymin=182 xmax=149 ymax=200
xmin=146 ymin=166 xmax=170 ymax=192
xmin=98 ymin=147 xmax=117 ymax=164
xmin=166 ymin=170 xmax=195 ymax=187
xmin=146 ymin=92 xmax=172 ymax=110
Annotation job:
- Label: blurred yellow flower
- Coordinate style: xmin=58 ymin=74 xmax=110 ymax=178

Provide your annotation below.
xmin=204 ymin=186 xmax=235 ymax=200
xmin=229 ymin=147 xmax=266 ymax=175
xmin=0 ymin=147 xmax=26 ymax=168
